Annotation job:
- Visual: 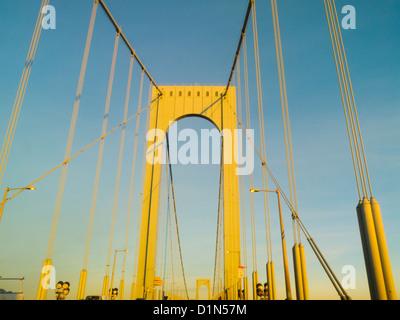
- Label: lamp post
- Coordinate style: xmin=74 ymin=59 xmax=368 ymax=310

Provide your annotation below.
xmin=0 ymin=186 xmax=36 ymax=222
xmin=250 ymin=188 xmax=292 ymax=300
xmin=109 ymin=249 xmax=128 ymax=300
xmin=55 ymin=281 xmax=70 ymax=300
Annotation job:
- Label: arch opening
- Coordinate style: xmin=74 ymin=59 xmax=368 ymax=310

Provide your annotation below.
xmin=135 ymin=85 xmax=241 ymax=300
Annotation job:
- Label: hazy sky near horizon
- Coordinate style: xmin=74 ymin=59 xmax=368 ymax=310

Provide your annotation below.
xmin=0 ymin=0 xmax=399 ymax=300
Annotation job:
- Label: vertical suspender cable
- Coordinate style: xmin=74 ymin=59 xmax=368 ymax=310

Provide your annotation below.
xmin=119 ymin=70 xmax=145 ymax=300
xmin=325 ymin=0 xmax=396 ymax=300
xmin=236 ymin=60 xmax=248 ymax=300
xmin=166 ymin=134 xmax=189 ymax=300
xmin=251 ymin=2 xmax=272 ymax=263
xmin=325 ymin=0 xmax=382 ymax=298
xmin=78 ymin=32 xmax=126 ymax=302
xmin=78 ymin=29 xmax=119 ymax=297
xmin=251 ymin=1 xmax=276 ymax=300
xmin=37 ymin=0 xmax=98 ymax=300
xmin=323 ymin=6 xmax=375 ymax=299
xmin=220 ymin=94 xmax=227 ymax=299
xmin=231 ymin=75 xmax=353 ymax=300
xmin=243 ymin=35 xmax=258 ymax=300
xmin=271 ymin=0 xmax=309 ymax=299
xmin=270 ymin=0 xmax=297 ymax=249
xmin=0 ymin=0 xmax=49 ymax=188
xmin=102 ymin=31 xmax=122 ymax=279
xmin=331 ymin=0 xmax=373 ymax=196
xmin=169 ymin=196 xmax=175 ymax=298
xmin=157 ymin=157 xmax=169 ymax=300
xmin=327 ymin=0 xmax=368 ymax=199
xmin=238 ymin=113 xmax=352 ymax=300
xmin=161 ymin=161 xmax=171 ymax=299
xmin=131 ymin=84 xmax=152 ymax=299
xmin=115 ymin=54 xmax=135 ymax=300
xmin=212 ymin=126 xmax=224 ymax=299
xmin=324 ymin=0 xmax=362 ymax=200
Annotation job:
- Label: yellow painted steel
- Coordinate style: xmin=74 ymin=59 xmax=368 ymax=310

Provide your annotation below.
xmin=277 ymin=190 xmax=292 ymax=300
xmin=36 ymin=259 xmax=52 ymax=300
xmin=356 ymin=200 xmax=376 ymax=299
xmin=252 ymin=271 xmax=259 ymax=300
xmin=244 ymin=277 xmax=249 ymax=300
xmin=77 ymin=269 xmax=87 ymax=300
xmin=270 ymin=261 xmax=276 ymax=300
xmin=119 ymin=280 xmax=125 ymax=300
xmin=292 ymin=244 xmax=304 ymax=300
xmin=370 ymin=197 xmax=397 ymax=300
xmin=299 ymin=243 xmax=309 ymax=300
xmin=135 ymin=86 xmax=241 ymax=300
xmin=236 ymin=276 xmax=243 ymax=300
xmin=360 ymin=198 xmax=387 ymax=299
xmin=196 ymin=279 xmax=211 ymax=300
xmin=102 ymin=275 xmax=109 ymax=297
xmin=266 ymin=262 xmax=272 ymax=300
xmin=130 ymin=282 xmax=136 ymax=300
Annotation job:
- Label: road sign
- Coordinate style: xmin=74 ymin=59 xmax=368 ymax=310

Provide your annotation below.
xmin=238 ymin=266 xmax=244 ymax=279
xmin=154 ymin=277 xmax=163 ymax=287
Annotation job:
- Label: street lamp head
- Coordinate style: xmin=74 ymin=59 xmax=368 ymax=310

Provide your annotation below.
xmin=250 ymin=188 xmax=261 ymax=193
xmin=26 ymin=187 xmax=36 ymax=190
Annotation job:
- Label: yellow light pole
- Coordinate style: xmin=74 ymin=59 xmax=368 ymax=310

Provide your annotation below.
xmin=0 ymin=186 xmax=36 ymax=222
xmin=109 ymin=249 xmax=128 ymax=300
xmin=250 ymin=188 xmax=292 ymax=300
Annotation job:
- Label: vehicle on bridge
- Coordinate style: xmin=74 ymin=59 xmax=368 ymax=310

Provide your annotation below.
xmin=85 ymin=295 xmax=107 ymax=300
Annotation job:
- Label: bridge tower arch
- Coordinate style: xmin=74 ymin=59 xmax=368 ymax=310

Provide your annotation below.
xmin=135 ymin=85 xmax=241 ymax=300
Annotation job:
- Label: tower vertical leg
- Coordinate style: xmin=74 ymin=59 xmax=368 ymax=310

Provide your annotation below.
xmin=252 ymin=271 xmax=259 ymax=300
xmin=36 ymin=259 xmax=52 ymax=300
xmin=119 ymin=280 xmax=125 ymax=300
xmin=292 ymin=244 xmax=304 ymax=300
xmin=102 ymin=275 xmax=109 ymax=297
xmin=77 ymin=269 xmax=87 ymax=300
xmin=130 ymin=282 xmax=136 ymax=300
xmin=370 ymin=197 xmax=397 ymax=300
xmin=299 ymin=243 xmax=309 ymax=300
xmin=356 ymin=201 xmax=376 ymax=299
xmin=360 ymin=198 xmax=387 ymax=300
xmin=244 ymin=277 xmax=249 ymax=300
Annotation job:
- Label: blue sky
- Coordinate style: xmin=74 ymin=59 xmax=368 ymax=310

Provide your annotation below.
xmin=0 ymin=0 xmax=399 ymax=300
